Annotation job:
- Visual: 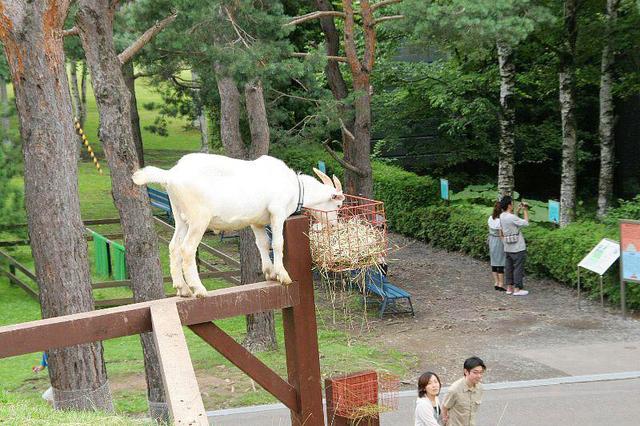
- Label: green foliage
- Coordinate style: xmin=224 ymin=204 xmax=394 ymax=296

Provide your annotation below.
xmin=0 ymin=141 xmax=24 ymax=227
xmin=374 ymin=171 xmax=637 ymax=307
xmin=602 ymin=195 xmax=640 ymax=226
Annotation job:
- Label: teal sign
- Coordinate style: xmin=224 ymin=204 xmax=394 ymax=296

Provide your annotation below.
xmin=440 ymin=179 xmax=449 ymax=200
xmin=548 ymin=200 xmax=560 ymax=224
xmin=317 ymin=161 xmax=326 ymax=174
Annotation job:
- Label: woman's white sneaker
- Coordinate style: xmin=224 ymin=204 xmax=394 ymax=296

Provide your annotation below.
xmin=513 ymin=290 xmax=529 ymax=296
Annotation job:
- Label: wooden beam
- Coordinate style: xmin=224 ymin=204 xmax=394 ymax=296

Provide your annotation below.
xmin=0 ymin=280 xmax=298 ymax=359
xmin=151 ymin=302 xmax=207 ymax=425
xmin=0 ymin=249 xmax=38 ymax=281
xmin=154 ymin=217 xmax=240 ymax=267
xmin=282 ymin=215 xmax=325 ymax=425
xmin=92 ymin=270 xmax=239 ymax=289
xmin=0 ymin=269 xmax=38 ymax=299
xmin=190 ymin=321 xmax=299 ymax=412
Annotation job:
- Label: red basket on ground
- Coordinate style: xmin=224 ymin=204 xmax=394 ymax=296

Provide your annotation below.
xmin=326 ymin=370 xmax=399 ymax=419
xmin=304 ymin=195 xmax=387 ymax=272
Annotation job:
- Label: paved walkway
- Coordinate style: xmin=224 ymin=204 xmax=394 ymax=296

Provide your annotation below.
xmin=207 ymin=373 xmax=640 ymax=425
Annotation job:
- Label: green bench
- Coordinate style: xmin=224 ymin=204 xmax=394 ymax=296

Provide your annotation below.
xmin=147 ymin=187 xmax=173 ymax=224
xmin=361 ymin=268 xmax=414 ymax=318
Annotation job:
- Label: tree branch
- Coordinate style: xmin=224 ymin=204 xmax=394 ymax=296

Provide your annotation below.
xmin=343 ymin=0 xmax=363 ymax=75
xmin=322 ymin=139 xmax=364 ymax=175
xmin=118 ymin=11 xmax=177 ymax=65
xmin=63 ymin=27 xmax=79 ymax=37
xmin=286 ymin=11 xmax=346 ymax=26
xmin=371 ymin=0 xmax=403 ymax=11
xmin=374 ymin=15 xmax=404 ymax=25
xmin=291 ymin=52 xmax=348 ymax=62
xmin=339 ymin=118 xmax=355 ymax=141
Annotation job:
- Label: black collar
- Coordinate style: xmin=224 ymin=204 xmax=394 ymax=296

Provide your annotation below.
xmin=294 ymin=173 xmax=304 ymax=214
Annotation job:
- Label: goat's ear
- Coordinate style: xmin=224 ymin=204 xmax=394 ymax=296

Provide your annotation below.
xmin=313 ymin=167 xmax=333 ymax=186
xmin=332 ymin=175 xmax=343 ymax=193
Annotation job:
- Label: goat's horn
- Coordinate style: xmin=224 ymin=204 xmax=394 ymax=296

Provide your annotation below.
xmin=313 ymin=167 xmax=333 ymax=187
xmin=332 ymin=175 xmax=343 ymax=192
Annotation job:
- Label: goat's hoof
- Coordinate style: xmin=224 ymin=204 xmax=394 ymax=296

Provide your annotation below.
xmin=264 ymin=271 xmax=277 ymax=281
xmin=277 ymin=272 xmax=292 ymax=285
xmin=176 ymin=286 xmax=193 ymax=298
xmin=192 ymin=286 xmax=208 ymax=298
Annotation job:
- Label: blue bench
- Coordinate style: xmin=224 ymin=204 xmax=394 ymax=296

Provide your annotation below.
xmin=361 ymin=268 xmax=414 ymax=318
xmin=147 ymin=187 xmax=173 ymax=224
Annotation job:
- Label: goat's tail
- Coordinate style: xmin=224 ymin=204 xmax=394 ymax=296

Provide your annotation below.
xmin=132 ymin=166 xmax=169 ymax=186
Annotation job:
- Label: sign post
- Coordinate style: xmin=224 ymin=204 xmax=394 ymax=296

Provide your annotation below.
xmin=548 ymin=200 xmax=560 ymax=224
xmin=576 ymin=238 xmax=619 ymax=311
xmin=619 ymin=220 xmax=640 ymax=318
xmin=440 ymin=179 xmax=449 ymax=201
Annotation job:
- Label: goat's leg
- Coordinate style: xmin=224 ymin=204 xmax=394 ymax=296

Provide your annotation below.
xmin=251 ymin=224 xmax=276 ymax=281
xmin=269 ymin=215 xmax=292 ymax=285
xmin=169 ymin=211 xmax=191 ymax=297
xmin=180 ymin=220 xmax=209 ymax=298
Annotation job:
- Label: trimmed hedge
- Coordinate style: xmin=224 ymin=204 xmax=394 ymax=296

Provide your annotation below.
xmin=271 ymin=143 xmax=640 ymax=309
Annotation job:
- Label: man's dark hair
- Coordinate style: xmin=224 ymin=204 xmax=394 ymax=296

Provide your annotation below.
xmin=463 ymin=356 xmax=486 ymax=372
xmin=499 ymin=196 xmax=513 ymax=212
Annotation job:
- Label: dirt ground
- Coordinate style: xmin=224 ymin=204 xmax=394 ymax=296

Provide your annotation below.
xmin=349 ymin=233 xmax=640 ymax=387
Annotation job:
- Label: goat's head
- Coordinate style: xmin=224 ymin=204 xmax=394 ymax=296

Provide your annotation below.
xmin=304 ymin=168 xmax=345 ymax=227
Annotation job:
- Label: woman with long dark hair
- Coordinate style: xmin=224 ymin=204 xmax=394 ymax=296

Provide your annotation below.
xmin=488 ymin=201 xmax=506 ymax=291
xmin=415 ymin=371 xmax=442 ymax=426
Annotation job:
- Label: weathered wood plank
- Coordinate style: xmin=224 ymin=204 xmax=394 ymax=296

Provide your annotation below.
xmin=282 ymin=215 xmax=325 ymax=426
xmin=151 ymin=303 xmax=207 ymax=425
xmin=154 ymin=217 xmax=240 ymax=267
xmin=0 ymin=249 xmax=38 ymax=281
xmin=0 ymin=269 xmax=38 ymax=299
xmin=0 ymin=280 xmax=298 ymax=359
xmin=92 ymin=270 xmax=239 ymax=290
xmin=190 ymin=321 xmax=299 ymax=412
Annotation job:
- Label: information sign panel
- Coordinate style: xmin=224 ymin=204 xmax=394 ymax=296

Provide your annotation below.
xmin=548 ymin=200 xmax=560 ymax=224
xmin=578 ymin=238 xmax=619 ymax=275
xmin=621 ymin=221 xmax=640 ymax=283
xmin=440 ymin=179 xmax=449 ymax=200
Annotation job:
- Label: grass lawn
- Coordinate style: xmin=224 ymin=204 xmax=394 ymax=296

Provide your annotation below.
xmin=0 ymin=76 xmax=416 ymax=420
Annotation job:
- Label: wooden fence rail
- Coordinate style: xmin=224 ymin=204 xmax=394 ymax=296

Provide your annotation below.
xmin=0 ymin=216 xmax=325 ymax=426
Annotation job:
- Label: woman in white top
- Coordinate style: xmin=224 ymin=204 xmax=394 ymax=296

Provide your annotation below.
xmin=415 ymin=371 xmax=442 ymax=426
xmin=488 ymin=201 xmax=506 ymax=291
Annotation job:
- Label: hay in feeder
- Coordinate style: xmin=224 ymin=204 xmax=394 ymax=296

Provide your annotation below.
xmin=308 ymin=217 xmax=386 ymax=272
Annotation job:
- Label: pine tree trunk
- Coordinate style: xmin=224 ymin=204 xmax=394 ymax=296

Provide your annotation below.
xmin=497 ymin=41 xmax=516 ymax=197
xmin=0 ymin=75 xmax=10 ymax=144
xmin=559 ymin=0 xmax=578 ymax=227
xmin=346 ymin=76 xmax=373 ymax=198
xmin=76 ymin=2 xmax=167 ymax=420
xmin=0 ymin=1 xmax=112 ymax=411
xmin=80 ymin=61 xmax=88 ymax=127
xmin=215 ymin=69 xmax=246 ymax=159
xmin=192 ymin=71 xmax=209 ymax=153
xmin=70 ymin=60 xmax=82 ymax=121
xmin=315 ymin=0 xmax=355 ymax=142
xmin=243 ymin=79 xmax=276 ymax=351
xmin=597 ymin=0 xmax=620 ymax=218
xmin=123 ymin=61 xmax=144 ymax=167
xmin=245 ymin=80 xmax=270 ymax=158
xmin=215 ymin=67 xmax=276 ymax=350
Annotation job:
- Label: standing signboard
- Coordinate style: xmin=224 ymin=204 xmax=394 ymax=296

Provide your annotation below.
xmin=548 ymin=200 xmax=560 ymax=224
xmin=619 ymin=220 xmax=640 ymax=317
xmin=440 ymin=179 xmax=449 ymax=201
xmin=317 ymin=161 xmax=326 ymax=174
xmin=576 ymin=238 xmax=619 ymax=310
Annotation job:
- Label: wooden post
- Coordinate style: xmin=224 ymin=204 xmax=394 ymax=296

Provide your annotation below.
xmin=150 ymin=302 xmax=207 ymax=425
xmin=282 ymin=215 xmax=325 ymax=426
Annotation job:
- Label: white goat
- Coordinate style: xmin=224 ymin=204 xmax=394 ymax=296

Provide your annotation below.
xmin=132 ymin=153 xmax=344 ymax=297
